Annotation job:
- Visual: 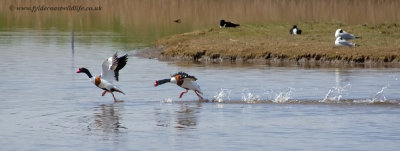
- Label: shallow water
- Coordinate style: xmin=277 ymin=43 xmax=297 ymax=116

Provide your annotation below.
xmin=1 ymin=29 xmax=400 ymax=150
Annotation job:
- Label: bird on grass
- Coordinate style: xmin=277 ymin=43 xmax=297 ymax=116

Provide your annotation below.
xmin=220 ymin=20 xmax=240 ymax=28
xmin=173 ymin=19 xmax=181 ymax=23
xmin=335 ymin=37 xmax=360 ymax=47
xmin=76 ymin=52 xmax=128 ymax=102
xmin=154 ymin=72 xmax=204 ymax=100
xmin=335 ymin=29 xmax=360 ymax=40
xmin=290 ymin=25 xmax=302 ymax=35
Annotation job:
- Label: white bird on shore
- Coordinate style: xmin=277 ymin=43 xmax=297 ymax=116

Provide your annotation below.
xmin=335 ymin=29 xmax=360 ymax=40
xmin=76 ymin=52 xmax=128 ymax=102
xmin=335 ymin=37 xmax=359 ymax=47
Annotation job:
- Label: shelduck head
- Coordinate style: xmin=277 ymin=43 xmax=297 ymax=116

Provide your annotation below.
xmin=76 ymin=67 xmax=89 ymax=73
xmin=76 ymin=67 xmax=92 ymax=78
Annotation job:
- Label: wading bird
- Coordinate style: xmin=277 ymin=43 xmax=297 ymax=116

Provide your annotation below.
xmin=154 ymin=72 xmax=203 ymax=100
xmin=76 ymin=53 xmax=128 ymax=102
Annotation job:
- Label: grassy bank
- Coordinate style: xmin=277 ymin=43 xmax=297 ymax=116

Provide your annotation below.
xmin=155 ymin=23 xmax=400 ymax=64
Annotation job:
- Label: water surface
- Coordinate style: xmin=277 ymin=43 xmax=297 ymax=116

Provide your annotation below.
xmin=0 ymin=29 xmax=400 ymax=150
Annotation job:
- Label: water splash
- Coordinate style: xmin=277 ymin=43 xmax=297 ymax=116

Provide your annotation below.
xmin=212 ymin=88 xmax=231 ymax=103
xmin=272 ymin=88 xmax=294 ymax=103
xmin=160 ymin=98 xmax=173 ymax=103
xmin=321 ymin=84 xmax=351 ymax=103
xmin=241 ymin=89 xmax=260 ymax=103
xmin=370 ymin=86 xmax=387 ymax=103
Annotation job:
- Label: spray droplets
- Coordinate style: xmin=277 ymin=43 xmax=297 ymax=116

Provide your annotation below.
xmin=212 ymin=88 xmax=231 ymax=103
xmin=321 ymin=84 xmax=351 ymax=103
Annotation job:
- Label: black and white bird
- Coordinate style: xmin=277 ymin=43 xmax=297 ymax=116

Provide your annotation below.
xmin=289 ymin=25 xmax=302 ymax=35
xmin=76 ymin=52 xmax=128 ymax=102
xmin=220 ymin=20 xmax=240 ymax=28
xmin=335 ymin=29 xmax=360 ymax=40
xmin=335 ymin=37 xmax=359 ymax=47
xmin=154 ymin=72 xmax=203 ymax=100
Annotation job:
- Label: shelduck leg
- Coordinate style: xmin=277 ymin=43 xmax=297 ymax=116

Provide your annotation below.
xmin=195 ymin=90 xmax=204 ymax=100
xmin=111 ymin=92 xmax=124 ymax=102
xmin=179 ymin=90 xmax=188 ymax=98
xmin=102 ymin=90 xmax=108 ymax=96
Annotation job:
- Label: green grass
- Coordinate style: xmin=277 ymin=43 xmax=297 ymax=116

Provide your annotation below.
xmin=156 ymin=22 xmax=400 ymax=63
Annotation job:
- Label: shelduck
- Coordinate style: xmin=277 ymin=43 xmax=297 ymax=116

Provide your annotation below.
xmin=154 ymin=72 xmax=204 ymax=100
xmin=76 ymin=52 xmax=128 ymax=102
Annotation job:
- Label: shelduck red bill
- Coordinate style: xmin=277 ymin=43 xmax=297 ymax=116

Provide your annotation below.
xmin=76 ymin=68 xmax=82 ymax=73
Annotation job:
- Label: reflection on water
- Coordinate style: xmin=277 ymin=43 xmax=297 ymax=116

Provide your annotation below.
xmin=154 ymin=107 xmax=172 ymax=128
xmin=154 ymin=103 xmax=201 ymax=129
xmin=89 ymin=103 xmax=127 ymax=134
xmin=175 ymin=103 xmax=200 ymax=129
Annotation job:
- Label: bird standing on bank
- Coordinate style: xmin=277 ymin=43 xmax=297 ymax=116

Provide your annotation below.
xmin=335 ymin=37 xmax=359 ymax=47
xmin=290 ymin=25 xmax=302 ymax=35
xmin=335 ymin=29 xmax=360 ymax=40
xmin=220 ymin=20 xmax=240 ymax=28
xmin=173 ymin=19 xmax=181 ymax=23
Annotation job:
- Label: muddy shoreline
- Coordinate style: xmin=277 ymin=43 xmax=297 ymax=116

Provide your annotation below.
xmin=134 ymin=47 xmax=400 ymax=68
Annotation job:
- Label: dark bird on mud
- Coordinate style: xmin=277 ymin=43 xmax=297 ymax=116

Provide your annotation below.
xmin=173 ymin=19 xmax=181 ymax=23
xmin=220 ymin=20 xmax=240 ymax=28
xmin=154 ymin=72 xmax=204 ymax=100
xmin=290 ymin=25 xmax=302 ymax=35
xmin=76 ymin=52 xmax=128 ymax=102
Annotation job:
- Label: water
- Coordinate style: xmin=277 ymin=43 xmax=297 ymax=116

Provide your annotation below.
xmin=1 ymin=29 xmax=400 ymax=150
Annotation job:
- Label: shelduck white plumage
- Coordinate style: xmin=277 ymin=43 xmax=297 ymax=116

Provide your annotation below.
xmin=154 ymin=72 xmax=203 ymax=100
xmin=335 ymin=29 xmax=360 ymax=40
xmin=77 ymin=52 xmax=128 ymax=102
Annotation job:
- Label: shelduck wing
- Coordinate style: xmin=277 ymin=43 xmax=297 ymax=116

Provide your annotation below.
xmin=185 ymin=75 xmax=197 ymax=81
xmin=172 ymin=72 xmax=197 ymax=81
xmin=101 ymin=54 xmax=117 ymax=83
xmin=101 ymin=53 xmax=128 ymax=82
xmin=114 ymin=54 xmax=128 ymax=81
